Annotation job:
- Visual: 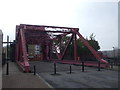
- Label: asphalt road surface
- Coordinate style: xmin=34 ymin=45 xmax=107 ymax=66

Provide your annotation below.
xmin=30 ymin=61 xmax=118 ymax=88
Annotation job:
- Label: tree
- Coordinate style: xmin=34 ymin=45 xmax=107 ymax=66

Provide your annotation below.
xmin=89 ymin=33 xmax=96 ymax=40
xmin=76 ymin=33 xmax=100 ymax=56
xmin=53 ymin=33 xmax=100 ymax=60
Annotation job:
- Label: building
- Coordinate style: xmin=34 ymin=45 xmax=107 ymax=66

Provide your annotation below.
xmin=0 ymin=30 xmax=3 ymax=67
xmin=102 ymin=49 xmax=120 ymax=58
xmin=27 ymin=45 xmax=43 ymax=61
xmin=0 ymin=29 xmax=3 ymax=90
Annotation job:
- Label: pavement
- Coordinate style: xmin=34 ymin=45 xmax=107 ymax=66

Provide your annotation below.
xmin=2 ymin=61 xmax=53 ymax=89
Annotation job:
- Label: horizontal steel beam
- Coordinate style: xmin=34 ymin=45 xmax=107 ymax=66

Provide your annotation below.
xmin=25 ymin=29 xmax=72 ymax=33
xmin=20 ymin=24 xmax=79 ymax=30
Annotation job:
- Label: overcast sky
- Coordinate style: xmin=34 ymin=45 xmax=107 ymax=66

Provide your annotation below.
xmin=0 ymin=0 xmax=118 ymax=51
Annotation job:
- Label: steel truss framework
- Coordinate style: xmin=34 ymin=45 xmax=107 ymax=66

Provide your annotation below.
xmin=15 ymin=24 xmax=109 ymax=72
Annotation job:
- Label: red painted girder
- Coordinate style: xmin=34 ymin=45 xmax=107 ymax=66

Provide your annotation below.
xmin=15 ymin=25 xmax=19 ymax=40
xmin=61 ymin=34 xmax=74 ymax=60
xmin=20 ymin=24 xmax=79 ymax=30
xmin=73 ymin=30 xmax=108 ymax=64
xmin=74 ymin=34 xmax=77 ymax=60
xmin=51 ymin=60 xmax=109 ymax=68
xmin=20 ymin=29 xmax=30 ymax=72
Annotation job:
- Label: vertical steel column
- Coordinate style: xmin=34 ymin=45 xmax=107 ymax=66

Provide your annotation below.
xmin=74 ymin=33 xmax=77 ymax=61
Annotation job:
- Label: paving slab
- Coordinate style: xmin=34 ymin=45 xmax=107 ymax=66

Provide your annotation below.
xmin=2 ymin=61 xmax=53 ymax=88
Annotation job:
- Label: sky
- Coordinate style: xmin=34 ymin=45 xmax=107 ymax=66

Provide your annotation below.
xmin=0 ymin=0 xmax=119 ymax=51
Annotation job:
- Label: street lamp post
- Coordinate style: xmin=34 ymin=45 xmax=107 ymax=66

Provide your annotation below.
xmin=113 ymin=47 xmax=115 ymax=65
xmin=6 ymin=35 xmax=9 ymax=75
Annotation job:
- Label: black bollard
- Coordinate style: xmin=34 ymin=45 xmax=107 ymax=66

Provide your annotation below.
xmin=70 ymin=65 xmax=72 ymax=74
xmin=6 ymin=62 xmax=9 ymax=75
xmin=98 ymin=61 xmax=101 ymax=71
xmin=34 ymin=65 xmax=36 ymax=75
xmin=111 ymin=62 xmax=113 ymax=69
xmin=82 ymin=61 xmax=84 ymax=72
xmin=54 ymin=63 xmax=56 ymax=74
xmin=51 ymin=63 xmax=61 ymax=75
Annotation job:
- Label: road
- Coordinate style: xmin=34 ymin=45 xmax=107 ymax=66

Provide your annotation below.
xmin=30 ymin=61 xmax=118 ymax=88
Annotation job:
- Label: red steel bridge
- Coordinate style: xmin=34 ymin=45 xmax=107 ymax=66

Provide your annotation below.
xmin=15 ymin=24 xmax=109 ymax=72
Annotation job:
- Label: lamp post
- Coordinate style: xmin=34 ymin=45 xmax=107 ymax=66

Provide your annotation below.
xmin=113 ymin=47 xmax=115 ymax=65
xmin=6 ymin=35 xmax=9 ymax=75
